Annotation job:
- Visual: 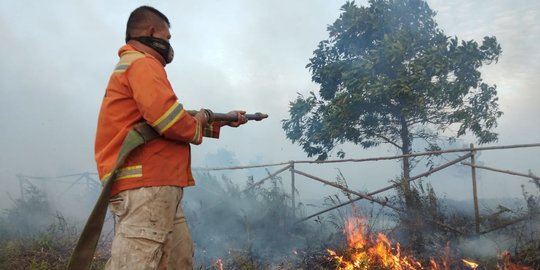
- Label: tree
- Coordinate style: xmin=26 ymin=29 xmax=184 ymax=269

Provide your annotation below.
xmin=282 ymin=0 xmax=502 ymax=251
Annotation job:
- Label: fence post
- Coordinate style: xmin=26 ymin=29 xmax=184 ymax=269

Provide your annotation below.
xmin=470 ymin=143 xmax=481 ymax=234
xmin=290 ymin=161 xmax=296 ymax=219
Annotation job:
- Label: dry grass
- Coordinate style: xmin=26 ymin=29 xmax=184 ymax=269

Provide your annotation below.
xmin=0 ymin=215 xmax=109 ymax=270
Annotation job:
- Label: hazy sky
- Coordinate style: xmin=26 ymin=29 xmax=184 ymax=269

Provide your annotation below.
xmin=1 ymin=0 xmax=539 ymax=208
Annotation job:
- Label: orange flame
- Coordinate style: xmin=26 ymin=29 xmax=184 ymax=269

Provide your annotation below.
xmin=462 ymin=259 xmax=479 ymax=269
xmin=215 ymin=258 xmax=224 ymax=270
xmin=325 ymin=216 xmax=504 ymax=270
xmin=327 ymin=216 xmax=535 ymax=270
xmin=328 ymin=216 xmax=433 ymax=269
xmin=496 ymin=251 xmax=533 ymax=270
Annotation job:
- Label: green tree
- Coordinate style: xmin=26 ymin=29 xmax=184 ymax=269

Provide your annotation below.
xmin=282 ymin=0 xmax=502 ymax=251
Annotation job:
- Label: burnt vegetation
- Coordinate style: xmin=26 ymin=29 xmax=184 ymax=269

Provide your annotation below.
xmin=1 ymin=166 xmax=539 ymax=269
xmin=0 ymin=185 xmax=108 ymax=270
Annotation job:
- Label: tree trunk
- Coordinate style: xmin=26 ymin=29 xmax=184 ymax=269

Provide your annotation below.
xmin=399 ymin=115 xmax=412 ymax=204
xmin=399 ymin=115 xmax=424 ymax=254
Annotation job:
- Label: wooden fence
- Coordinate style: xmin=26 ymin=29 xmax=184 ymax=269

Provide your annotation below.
xmin=16 ymin=143 xmax=540 ymax=236
xmin=194 ymin=143 xmax=540 ymax=236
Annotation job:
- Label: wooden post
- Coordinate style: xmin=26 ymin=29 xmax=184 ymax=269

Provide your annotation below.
xmin=290 ymin=161 xmax=296 ymax=219
xmin=470 ymin=144 xmax=481 ymax=234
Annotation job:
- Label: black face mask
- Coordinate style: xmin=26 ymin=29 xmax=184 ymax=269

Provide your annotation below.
xmin=129 ymin=36 xmax=174 ymax=64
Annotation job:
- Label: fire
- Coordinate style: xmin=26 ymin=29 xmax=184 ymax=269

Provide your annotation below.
xmin=462 ymin=259 xmax=479 ymax=269
xmin=215 ymin=258 xmax=224 ymax=270
xmin=327 ymin=217 xmax=434 ymax=270
xmin=326 ymin=216 xmax=488 ymax=270
xmin=496 ymin=251 xmax=534 ymax=270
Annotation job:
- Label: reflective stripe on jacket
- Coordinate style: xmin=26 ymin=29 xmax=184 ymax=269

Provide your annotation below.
xmin=95 ymin=44 xmax=220 ymax=196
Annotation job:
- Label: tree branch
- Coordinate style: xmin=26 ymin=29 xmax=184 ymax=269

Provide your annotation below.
xmin=375 ymin=134 xmax=402 ymax=150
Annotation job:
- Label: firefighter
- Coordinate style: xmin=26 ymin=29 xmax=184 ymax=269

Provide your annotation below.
xmin=95 ymin=6 xmax=247 ymax=269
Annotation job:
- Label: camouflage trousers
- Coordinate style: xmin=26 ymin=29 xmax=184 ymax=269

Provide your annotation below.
xmin=105 ymin=186 xmax=193 ymax=270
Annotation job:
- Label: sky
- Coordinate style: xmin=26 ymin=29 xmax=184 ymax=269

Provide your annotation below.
xmin=1 ymin=0 xmax=539 ymax=211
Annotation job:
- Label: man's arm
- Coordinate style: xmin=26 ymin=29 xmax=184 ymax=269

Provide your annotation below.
xmin=127 ymin=56 xmax=208 ymax=144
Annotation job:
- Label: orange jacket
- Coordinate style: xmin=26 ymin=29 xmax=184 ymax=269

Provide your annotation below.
xmin=95 ymin=44 xmax=220 ymax=196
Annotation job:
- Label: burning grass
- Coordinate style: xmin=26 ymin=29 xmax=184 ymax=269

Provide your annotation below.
xmin=325 ymin=216 xmax=453 ymax=270
xmin=1 ymin=178 xmax=539 ymax=269
xmin=323 ymin=215 xmax=534 ymax=270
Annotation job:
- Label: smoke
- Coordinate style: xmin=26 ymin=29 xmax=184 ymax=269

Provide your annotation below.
xmin=0 ymin=0 xmax=539 ymax=267
xmin=457 ymin=212 xmax=540 ymax=260
xmin=1 ymin=0 xmax=538 ymax=205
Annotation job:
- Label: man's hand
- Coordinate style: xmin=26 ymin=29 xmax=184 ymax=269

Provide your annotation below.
xmin=194 ymin=108 xmax=209 ymax=125
xmin=224 ymin=110 xmax=247 ymax=127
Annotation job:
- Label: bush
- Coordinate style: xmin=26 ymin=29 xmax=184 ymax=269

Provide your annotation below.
xmin=0 ymin=184 xmax=107 ymax=269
